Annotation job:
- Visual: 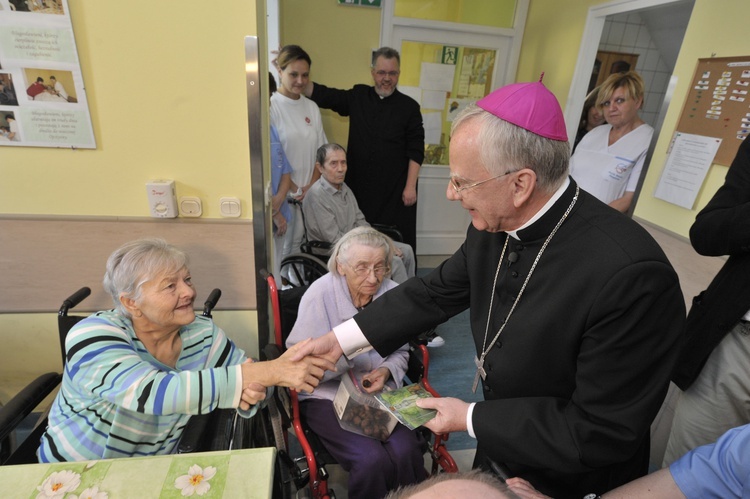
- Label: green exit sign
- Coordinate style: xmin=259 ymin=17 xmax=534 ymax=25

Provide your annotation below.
xmin=338 ymin=0 xmax=382 ymax=7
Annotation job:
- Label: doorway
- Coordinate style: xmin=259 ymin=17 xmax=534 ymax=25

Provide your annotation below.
xmin=382 ymin=1 xmax=529 ymax=254
xmin=566 ymin=0 xmax=695 ymax=216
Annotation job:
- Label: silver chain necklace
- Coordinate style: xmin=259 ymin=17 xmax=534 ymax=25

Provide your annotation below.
xmin=472 ymin=186 xmax=579 ymax=393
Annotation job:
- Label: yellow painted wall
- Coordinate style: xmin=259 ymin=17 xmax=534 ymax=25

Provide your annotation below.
xmin=279 ymin=0 xmax=382 ymax=148
xmin=632 ymin=0 xmax=748 ymax=235
xmin=394 ymin=0 xmax=516 ymax=28
xmin=1 ymin=1 xmax=256 ymax=218
xmin=0 ymin=0 xmax=262 ymax=392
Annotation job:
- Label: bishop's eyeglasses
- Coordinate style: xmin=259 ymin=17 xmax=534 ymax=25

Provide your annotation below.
xmin=449 ymin=170 xmax=516 ymax=193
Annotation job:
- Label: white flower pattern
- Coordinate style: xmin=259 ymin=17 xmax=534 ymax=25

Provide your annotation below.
xmin=174 ymin=464 xmax=217 ymax=496
xmin=36 ymin=470 xmax=81 ymax=499
xmin=68 ymin=485 xmax=109 ymax=499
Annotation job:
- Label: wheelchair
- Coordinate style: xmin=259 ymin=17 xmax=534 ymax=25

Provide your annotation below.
xmin=279 ymin=198 xmax=407 ymax=289
xmin=0 ymin=287 xmax=271 ymax=467
xmin=260 ymin=268 xmax=458 ymax=499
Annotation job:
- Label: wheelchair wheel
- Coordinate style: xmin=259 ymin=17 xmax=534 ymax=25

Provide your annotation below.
xmin=279 ymin=253 xmax=328 ymax=287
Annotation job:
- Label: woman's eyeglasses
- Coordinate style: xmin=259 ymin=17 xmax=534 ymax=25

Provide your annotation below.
xmin=347 ymin=264 xmax=390 ymax=277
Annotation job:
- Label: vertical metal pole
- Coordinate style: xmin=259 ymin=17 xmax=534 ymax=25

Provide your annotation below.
xmin=245 ymin=35 xmax=269 ymax=348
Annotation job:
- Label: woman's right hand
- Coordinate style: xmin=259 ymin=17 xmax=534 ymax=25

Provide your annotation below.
xmin=273 ymin=212 xmax=287 ymax=236
xmin=241 ymin=339 xmax=334 ymax=393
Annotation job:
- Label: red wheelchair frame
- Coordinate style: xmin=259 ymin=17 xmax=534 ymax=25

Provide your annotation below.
xmin=262 ymin=270 xmax=457 ymax=499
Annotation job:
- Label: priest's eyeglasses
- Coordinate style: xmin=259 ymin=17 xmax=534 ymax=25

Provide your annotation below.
xmin=374 ymin=70 xmax=400 ymax=78
xmin=347 ymin=264 xmax=390 ymax=277
xmin=450 ymin=170 xmax=515 ymax=193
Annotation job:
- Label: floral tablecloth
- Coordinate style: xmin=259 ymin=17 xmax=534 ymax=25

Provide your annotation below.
xmin=2 ymin=447 xmax=276 ymax=499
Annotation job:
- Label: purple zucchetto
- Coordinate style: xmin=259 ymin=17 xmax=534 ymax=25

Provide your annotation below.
xmin=477 ymin=76 xmax=568 ymax=142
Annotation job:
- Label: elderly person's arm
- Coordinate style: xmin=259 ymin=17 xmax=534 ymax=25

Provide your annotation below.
xmin=66 ymin=315 xmax=327 ymax=416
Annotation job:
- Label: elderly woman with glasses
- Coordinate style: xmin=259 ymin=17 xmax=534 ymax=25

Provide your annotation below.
xmin=286 ymin=226 xmax=426 ymax=499
xmin=38 ymin=238 xmax=330 ymax=462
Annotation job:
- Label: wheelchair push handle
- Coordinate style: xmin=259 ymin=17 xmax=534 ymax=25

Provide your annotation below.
xmin=59 ymin=287 xmax=91 ymax=316
xmin=202 ymin=288 xmax=222 ymax=317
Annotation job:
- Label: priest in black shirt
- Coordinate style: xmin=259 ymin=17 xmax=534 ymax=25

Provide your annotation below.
xmin=303 ymin=47 xmax=424 ymax=254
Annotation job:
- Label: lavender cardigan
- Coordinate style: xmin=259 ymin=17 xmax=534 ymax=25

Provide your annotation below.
xmin=286 ymin=272 xmax=409 ymax=401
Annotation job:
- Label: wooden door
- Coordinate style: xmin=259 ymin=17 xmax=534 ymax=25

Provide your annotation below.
xmin=589 ymin=50 xmax=640 ymax=91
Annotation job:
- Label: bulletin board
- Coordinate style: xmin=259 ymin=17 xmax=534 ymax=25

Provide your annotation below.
xmin=676 ymin=56 xmax=750 ymax=166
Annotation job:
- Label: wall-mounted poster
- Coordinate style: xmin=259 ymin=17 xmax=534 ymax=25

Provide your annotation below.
xmin=0 ymin=0 xmax=95 ymax=148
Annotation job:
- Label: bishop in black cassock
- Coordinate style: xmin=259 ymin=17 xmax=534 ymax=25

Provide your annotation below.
xmin=296 ymin=80 xmax=685 ymax=499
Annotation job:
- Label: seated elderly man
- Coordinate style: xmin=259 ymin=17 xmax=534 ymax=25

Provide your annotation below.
xmin=302 ymin=143 xmax=416 ymax=284
xmin=38 ymin=238 xmax=331 ymax=462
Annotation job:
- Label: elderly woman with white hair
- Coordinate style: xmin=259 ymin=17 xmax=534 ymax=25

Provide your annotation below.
xmin=38 ymin=238 xmax=330 ymax=462
xmin=286 ymin=226 xmax=426 ymax=499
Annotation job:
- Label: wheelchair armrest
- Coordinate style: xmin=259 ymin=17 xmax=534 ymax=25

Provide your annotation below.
xmin=176 ymin=413 xmax=212 ymax=454
xmin=0 ymin=372 xmax=61 ymax=443
xmin=300 ymin=240 xmax=332 ymax=257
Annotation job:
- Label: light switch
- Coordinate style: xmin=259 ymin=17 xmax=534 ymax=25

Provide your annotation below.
xmin=220 ymin=197 xmax=241 ymax=217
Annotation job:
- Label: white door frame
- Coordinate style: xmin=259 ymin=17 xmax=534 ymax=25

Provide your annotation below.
xmin=564 ymin=0 xmax=692 ymax=142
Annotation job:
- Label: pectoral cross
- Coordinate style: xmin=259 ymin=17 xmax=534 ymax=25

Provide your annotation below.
xmin=472 ymin=355 xmax=487 ymax=393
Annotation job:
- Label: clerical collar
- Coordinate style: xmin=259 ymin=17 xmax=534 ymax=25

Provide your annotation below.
xmin=506 ymin=177 xmax=570 ymax=240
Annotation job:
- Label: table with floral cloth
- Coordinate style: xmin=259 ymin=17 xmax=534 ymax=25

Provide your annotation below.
xmin=1 ymin=447 xmax=276 ymax=499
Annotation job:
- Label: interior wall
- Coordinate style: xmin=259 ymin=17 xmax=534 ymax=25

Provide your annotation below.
xmin=518 ymin=0 xmax=748 ymax=239
xmin=633 ymin=0 xmax=748 ymax=235
xmin=0 ymin=0 xmax=262 ymax=386
xmin=279 ymin=0 xmax=382 ymax=148
xmin=0 ymin=1 xmax=257 ymax=218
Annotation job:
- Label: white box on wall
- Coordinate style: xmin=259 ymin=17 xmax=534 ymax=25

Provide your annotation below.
xmin=146 ymin=180 xmax=178 ymax=218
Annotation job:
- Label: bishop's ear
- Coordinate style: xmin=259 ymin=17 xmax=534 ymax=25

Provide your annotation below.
xmin=511 ymin=168 xmax=537 ymax=207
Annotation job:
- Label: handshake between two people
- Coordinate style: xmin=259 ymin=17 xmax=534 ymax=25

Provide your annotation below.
xmin=234 ymin=332 xmax=473 ymax=437
xmin=237 ymin=333 xmax=345 ymax=410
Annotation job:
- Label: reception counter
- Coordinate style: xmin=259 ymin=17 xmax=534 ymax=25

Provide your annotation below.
xmin=1 ymin=447 xmax=275 ymax=498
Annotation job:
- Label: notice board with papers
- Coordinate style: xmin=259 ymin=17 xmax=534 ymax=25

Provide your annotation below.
xmin=675 ymin=56 xmax=750 ymax=166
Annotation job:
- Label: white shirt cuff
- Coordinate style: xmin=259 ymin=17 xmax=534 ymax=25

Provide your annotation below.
xmin=231 ymin=363 xmax=243 ymax=408
xmin=333 ymin=318 xmax=373 ymax=358
xmin=467 ymin=402 xmax=477 ymax=438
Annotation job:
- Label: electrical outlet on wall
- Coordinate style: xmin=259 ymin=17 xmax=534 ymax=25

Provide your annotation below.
xmin=179 ymin=196 xmax=202 ymax=217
